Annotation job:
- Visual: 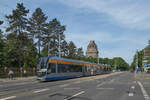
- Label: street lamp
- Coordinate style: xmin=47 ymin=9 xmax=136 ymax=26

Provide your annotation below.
xmin=47 ymin=33 xmax=55 ymax=57
xmin=58 ymin=33 xmax=61 ymax=58
xmin=136 ymin=50 xmax=138 ymax=73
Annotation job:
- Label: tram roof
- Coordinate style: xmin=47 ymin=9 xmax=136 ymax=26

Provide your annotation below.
xmin=40 ymin=56 xmax=98 ymax=65
xmin=49 ymin=56 xmax=93 ymax=64
xmin=39 ymin=57 xmax=111 ymax=68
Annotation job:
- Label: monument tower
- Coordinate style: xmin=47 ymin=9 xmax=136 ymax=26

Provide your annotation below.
xmin=86 ymin=40 xmax=99 ymax=58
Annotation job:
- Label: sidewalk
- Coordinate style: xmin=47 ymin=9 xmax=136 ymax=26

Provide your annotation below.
xmin=0 ymin=76 xmax=36 ymax=83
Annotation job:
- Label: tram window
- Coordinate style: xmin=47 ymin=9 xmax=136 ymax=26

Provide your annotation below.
xmin=58 ymin=64 xmax=69 ymax=73
xmin=74 ymin=65 xmax=82 ymax=72
xmin=48 ymin=63 xmax=56 ymax=73
xmin=57 ymin=64 xmax=82 ymax=73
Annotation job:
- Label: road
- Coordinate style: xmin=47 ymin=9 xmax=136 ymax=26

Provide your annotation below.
xmin=0 ymin=72 xmax=149 ymax=100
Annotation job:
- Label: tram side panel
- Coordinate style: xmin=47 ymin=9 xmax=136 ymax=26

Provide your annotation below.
xmin=44 ymin=62 xmax=84 ymax=81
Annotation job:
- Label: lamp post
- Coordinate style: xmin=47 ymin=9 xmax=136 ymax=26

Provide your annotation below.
xmin=97 ymin=54 xmax=99 ymax=64
xmin=47 ymin=33 xmax=55 ymax=57
xmin=136 ymin=50 xmax=138 ymax=73
xmin=58 ymin=33 xmax=61 ymax=58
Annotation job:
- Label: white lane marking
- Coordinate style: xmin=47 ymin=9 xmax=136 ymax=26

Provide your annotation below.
xmin=129 ymin=93 xmax=134 ymax=96
xmin=74 ymin=81 xmax=81 ymax=84
xmin=33 ymin=88 xmax=50 ymax=93
xmin=64 ymin=91 xmax=85 ymax=100
xmin=138 ymin=81 xmax=150 ymax=100
xmin=109 ymin=79 xmax=115 ymax=83
xmin=0 ymin=96 xmax=16 ymax=100
xmin=59 ymin=84 xmax=69 ymax=87
xmin=97 ymin=82 xmax=105 ymax=87
xmin=133 ymin=81 xmax=136 ymax=84
xmin=86 ymin=79 xmax=93 ymax=82
xmin=64 ymin=87 xmax=80 ymax=90
xmin=95 ymin=80 xmax=100 ymax=83
xmin=97 ymin=88 xmax=114 ymax=90
xmin=15 ymin=83 xmax=27 ymax=85
xmin=131 ymin=86 xmax=135 ymax=89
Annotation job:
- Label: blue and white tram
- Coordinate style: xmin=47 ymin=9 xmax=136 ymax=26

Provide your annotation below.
xmin=37 ymin=57 xmax=111 ymax=81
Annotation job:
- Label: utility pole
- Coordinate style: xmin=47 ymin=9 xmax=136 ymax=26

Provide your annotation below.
xmin=97 ymin=45 xmax=99 ymax=64
xmin=97 ymin=55 xmax=99 ymax=64
xmin=48 ymin=39 xmax=50 ymax=57
xmin=115 ymin=60 xmax=117 ymax=70
xmin=136 ymin=50 xmax=138 ymax=72
xmin=47 ymin=31 xmax=55 ymax=57
xmin=134 ymin=50 xmax=139 ymax=80
xmin=58 ymin=34 xmax=61 ymax=58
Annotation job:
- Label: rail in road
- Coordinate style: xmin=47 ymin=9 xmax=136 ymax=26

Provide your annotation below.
xmin=0 ymin=72 xmax=149 ymax=100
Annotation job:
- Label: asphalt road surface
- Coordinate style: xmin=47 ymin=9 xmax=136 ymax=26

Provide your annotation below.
xmin=0 ymin=72 xmax=149 ymax=100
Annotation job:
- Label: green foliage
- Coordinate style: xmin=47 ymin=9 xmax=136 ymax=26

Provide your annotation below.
xmin=112 ymin=57 xmax=129 ymax=70
xmin=68 ymin=41 xmax=77 ymax=58
xmin=0 ymin=20 xmax=5 ymax=67
xmin=76 ymin=47 xmax=84 ymax=57
xmin=42 ymin=18 xmax=66 ymax=57
xmin=28 ymin=8 xmax=48 ymax=57
xmin=130 ymin=50 xmax=144 ymax=69
xmin=0 ymin=2 xmax=129 ymax=71
xmin=5 ymin=3 xmax=37 ymax=68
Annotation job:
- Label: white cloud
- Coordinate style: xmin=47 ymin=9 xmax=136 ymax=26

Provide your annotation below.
xmin=60 ymin=0 xmax=150 ymax=30
xmin=65 ymin=31 xmax=149 ymax=64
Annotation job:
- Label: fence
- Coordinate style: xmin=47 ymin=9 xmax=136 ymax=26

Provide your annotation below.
xmin=0 ymin=67 xmax=37 ymax=78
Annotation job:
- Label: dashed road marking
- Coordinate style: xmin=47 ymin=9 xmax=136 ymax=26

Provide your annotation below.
xmin=129 ymin=93 xmax=134 ymax=96
xmin=74 ymin=81 xmax=81 ymax=84
xmin=59 ymin=84 xmax=69 ymax=88
xmin=133 ymin=81 xmax=137 ymax=84
xmin=131 ymin=86 xmax=135 ymax=89
xmin=108 ymin=79 xmax=115 ymax=83
xmin=64 ymin=91 xmax=85 ymax=100
xmin=97 ymin=82 xmax=105 ymax=87
xmin=138 ymin=81 xmax=150 ymax=100
xmin=64 ymin=87 xmax=80 ymax=90
xmin=33 ymin=88 xmax=50 ymax=93
xmin=0 ymin=96 xmax=16 ymax=100
xmin=97 ymin=88 xmax=114 ymax=90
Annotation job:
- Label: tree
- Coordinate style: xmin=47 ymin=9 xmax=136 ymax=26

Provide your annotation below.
xmin=130 ymin=50 xmax=143 ymax=69
xmin=113 ymin=57 xmax=129 ymax=70
xmin=76 ymin=47 xmax=84 ymax=57
xmin=0 ymin=21 xmax=3 ymax=35
xmin=42 ymin=18 xmax=66 ymax=57
xmin=61 ymin=40 xmax=69 ymax=57
xmin=0 ymin=20 xmax=5 ymax=67
xmin=5 ymin=3 xmax=30 ymax=68
xmin=28 ymin=8 xmax=48 ymax=58
xmin=68 ymin=41 xmax=77 ymax=58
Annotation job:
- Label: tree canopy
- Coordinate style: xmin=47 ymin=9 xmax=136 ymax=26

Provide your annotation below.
xmin=0 ymin=2 xmax=129 ymax=70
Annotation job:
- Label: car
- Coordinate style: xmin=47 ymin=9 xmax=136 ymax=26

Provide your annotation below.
xmin=130 ymin=69 xmax=135 ymax=72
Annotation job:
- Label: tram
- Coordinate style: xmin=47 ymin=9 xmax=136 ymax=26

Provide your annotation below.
xmin=37 ymin=57 xmax=111 ymax=81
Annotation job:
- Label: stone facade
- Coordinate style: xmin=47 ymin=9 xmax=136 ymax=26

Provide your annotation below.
xmin=86 ymin=40 xmax=99 ymax=58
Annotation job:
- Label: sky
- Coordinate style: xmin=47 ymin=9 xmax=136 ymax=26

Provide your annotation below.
xmin=0 ymin=0 xmax=150 ymax=64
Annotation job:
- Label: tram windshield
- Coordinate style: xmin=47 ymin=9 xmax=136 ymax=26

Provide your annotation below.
xmin=37 ymin=57 xmax=49 ymax=73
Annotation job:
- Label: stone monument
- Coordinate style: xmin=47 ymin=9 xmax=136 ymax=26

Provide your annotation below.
xmin=86 ymin=40 xmax=99 ymax=58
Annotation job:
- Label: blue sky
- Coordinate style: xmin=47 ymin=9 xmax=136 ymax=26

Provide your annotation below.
xmin=0 ymin=0 xmax=150 ymax=64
